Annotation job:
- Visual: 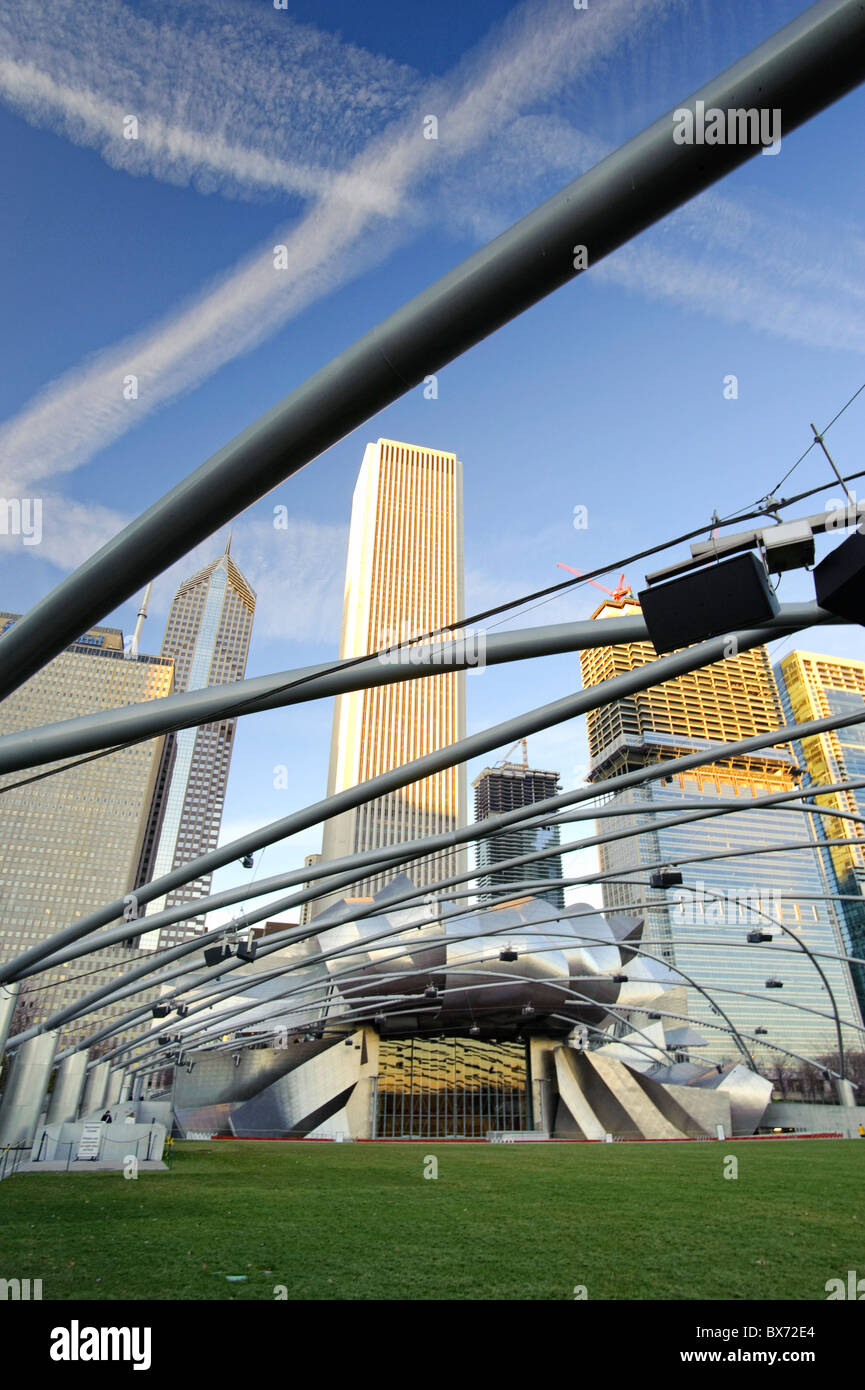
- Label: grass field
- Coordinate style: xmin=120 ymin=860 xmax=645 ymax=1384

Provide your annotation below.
xmin=2 ymin=1139 xmax=862 ymax=1301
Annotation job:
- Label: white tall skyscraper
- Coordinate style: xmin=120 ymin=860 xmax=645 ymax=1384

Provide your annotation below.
xmin=316 ymin=438 xmax=467 ymax=911
xmin=138 ymin=541 xmax=255 ymax=948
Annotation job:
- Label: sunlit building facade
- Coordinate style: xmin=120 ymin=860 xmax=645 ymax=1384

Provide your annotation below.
xmin=776 ymin=651 xmax=865 ymax=1017
xmin=315 ymin=439 xmax=467 ymax=911
xmin=0 ymin=614 xmax=173 ymax=1049
xmin=579 ymin=598 xmax=861 ymax=1064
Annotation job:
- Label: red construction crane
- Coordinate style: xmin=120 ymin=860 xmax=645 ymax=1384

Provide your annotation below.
xmin=556 ymin=563 xmax=634 ymax=601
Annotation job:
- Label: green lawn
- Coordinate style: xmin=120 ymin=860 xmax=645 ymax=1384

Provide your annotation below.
xmin=2 ymin=1139 xmax=862 ymax=1301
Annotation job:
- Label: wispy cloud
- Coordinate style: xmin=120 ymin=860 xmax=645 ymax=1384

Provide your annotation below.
xmin=595 ymin=233 xmax=865 ymax=356
xmin=233 ymin=514 xmax=349 ymax=644
xmin=435 ymin=114 xmax=608 ymax=243
xmin=7 ymin=0 xmax=863 ymax=549
xmin=0 ymin=0 xmax=675 ymax=496
xmin=122 ymin=511 xmax=349 ymax=646
xmin=0 ymin=0 xmax=417 ymax=200
xmin=0 ymin=492 xmax=128 ymax=570
xmin=0 ymin=55 xmax=333 ymax=201
xmin=435 ymin=110 xmax=865 ymax=357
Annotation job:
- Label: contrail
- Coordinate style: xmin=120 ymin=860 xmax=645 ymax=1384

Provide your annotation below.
xmin=0 ymin=0 xmax=416 ymax=199
xmin=0 ymin=56 xmax=334 ymax=200
xmin=0 ymin=0 xmax=674 ymax=495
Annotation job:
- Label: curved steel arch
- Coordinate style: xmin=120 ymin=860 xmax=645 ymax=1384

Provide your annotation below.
xmin=31 ymin=820 xmax=865 ymax=1057
xmin=5 ymin=667 xmax=863 ymax=991
xmin=670 ymin=882 xmax=852 ymax=1077
xmin=23 ymin=773 xmax=865 ymax=986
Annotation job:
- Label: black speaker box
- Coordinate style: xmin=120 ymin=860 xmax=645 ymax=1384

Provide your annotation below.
xmin=813 ymin=530 xmax=865 ymax=623
xmin=638 ymin=552 xmax=779 ymax=654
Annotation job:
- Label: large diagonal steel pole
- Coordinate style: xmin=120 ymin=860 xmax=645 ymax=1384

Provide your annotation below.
xmin=0 ymin=608 xmax=841 ymax=775
xmin=1 ymin=0 xmax=864 ymax=700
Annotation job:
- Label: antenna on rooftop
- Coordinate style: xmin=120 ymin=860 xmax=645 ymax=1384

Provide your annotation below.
xmin=128 ymin=582 xmax=152 ymax=658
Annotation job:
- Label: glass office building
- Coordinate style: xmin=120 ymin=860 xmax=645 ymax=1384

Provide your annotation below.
xmin=776 ymin=651 xmax=865 ymax=1018
xmin=580 ymin=600 xmax=862 ymax=1065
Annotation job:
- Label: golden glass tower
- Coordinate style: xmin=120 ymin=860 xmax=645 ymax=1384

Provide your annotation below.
xmin=581 ymin=598 xmax=786 ymax=778
xmin=0 ymin=615 xmax=174 ymax=1049
xmin=316 ymin=438 xmax=467 ymax=909
xmin=776 ymin=650 xmax=865 ymax=1015
xmin=579 ymin=598 xmax=861 ymax=1062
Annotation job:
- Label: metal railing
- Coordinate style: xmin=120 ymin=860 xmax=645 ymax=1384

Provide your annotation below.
xmin=29 ymin=1130 xmax=163 ymax=1168
xmin=0 ymin=1144 xmax=28 ymax=1182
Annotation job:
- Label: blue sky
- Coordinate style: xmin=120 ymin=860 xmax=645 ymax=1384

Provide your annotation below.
xmin=2 ymin=0 xmax=865 ymax=924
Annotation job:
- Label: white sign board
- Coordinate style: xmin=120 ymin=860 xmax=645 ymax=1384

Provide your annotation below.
xmin=76 ymin=1122 xmax=102 ymax=1161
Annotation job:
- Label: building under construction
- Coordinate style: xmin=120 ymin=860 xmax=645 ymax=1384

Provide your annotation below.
xmin=473 ymin=745 xmax=565 ymax=910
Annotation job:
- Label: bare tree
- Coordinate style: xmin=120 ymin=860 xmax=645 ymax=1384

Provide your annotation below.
xmin=817 ymin=1050 xmax=865 ymax=1102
